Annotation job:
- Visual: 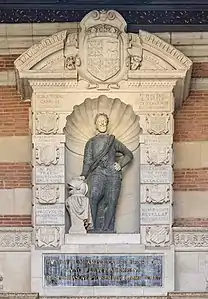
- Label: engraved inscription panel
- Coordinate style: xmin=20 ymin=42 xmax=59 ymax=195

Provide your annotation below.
xmin=140 ymin=165 xmax=173 ymax=184
xmin=134 ymin=93 xmax=172 ymax=112
xmin=35 ymin=165 xmax=65 ymax=184
xmin=141 ymin=205 xmax=170 ymax=225
xmin=43 ymin=254 xmax=163 ymax=287
xmin=36 ymin=204 xmax=65 ymax=225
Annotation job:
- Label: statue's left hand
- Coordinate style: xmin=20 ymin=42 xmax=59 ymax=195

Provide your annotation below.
xmin=114 ymin=162 xmax=121 ymax=171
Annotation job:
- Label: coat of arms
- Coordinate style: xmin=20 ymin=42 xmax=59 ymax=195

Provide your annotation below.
xmin=87 ymin=36 xmax=120 ymax=81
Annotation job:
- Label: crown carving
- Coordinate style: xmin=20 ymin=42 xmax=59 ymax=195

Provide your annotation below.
xmin=86 ymin=24 xmax=120 ymax=38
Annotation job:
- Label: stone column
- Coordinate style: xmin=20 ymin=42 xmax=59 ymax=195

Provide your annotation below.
xmin=138 ymin=83 xmax=175 ymax=247
xmin=31 ymin=88 xmax=66 ymax=249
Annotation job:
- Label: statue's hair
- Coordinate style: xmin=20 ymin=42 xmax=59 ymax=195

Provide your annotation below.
xmin=94 ymin=113 xmax=109 ymax=125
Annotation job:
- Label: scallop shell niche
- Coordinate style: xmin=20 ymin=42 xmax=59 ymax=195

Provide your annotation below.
xmin=64 ymin=95 xmax=141 ymax=156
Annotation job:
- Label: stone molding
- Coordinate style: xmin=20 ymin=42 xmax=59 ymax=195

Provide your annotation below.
xmin=173 ymin=227 xmax=208 ymax=251
xmin=0 ymin=227 xmax=208 ymax=251
xmin=0 ymin=227 xmax=32 ymax=251
xmin=0 ymin=293 xmax=208 ymax=299
xmin=0 ymin=294 xmax=39 ymax=299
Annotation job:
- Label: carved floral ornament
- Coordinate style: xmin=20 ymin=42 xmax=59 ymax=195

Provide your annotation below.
xmin=14 ymin=10 xmax=192 ymax=105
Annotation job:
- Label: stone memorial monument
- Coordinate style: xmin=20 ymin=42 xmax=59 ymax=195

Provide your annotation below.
xmin=14 ymin=8 xmax=192 ymax=298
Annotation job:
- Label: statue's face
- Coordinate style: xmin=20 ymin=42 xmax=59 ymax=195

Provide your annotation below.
xmin=95 ymin=115 xmax=108 ymax=133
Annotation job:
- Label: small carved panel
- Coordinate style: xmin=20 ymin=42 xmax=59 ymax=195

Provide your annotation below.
xmin=140 ymin=165 xmax=173 ymax=184
xmin=35 ymin=112 xmax=59 ymax=135
xmin=35 ymin=185 xmax=60 ymax=204
xmin=146 ymin=113 xmax=171 ymax=135
xmin=141 ymin=184 xmax=171 ymax=204
xmin=141 ymin=204 xmax=170 ymax=225
xmin=143 ymin=226 xmax=171 ymax=247
xmin=140 ymin=145 xmax=172 ymax=166
xmin=35 ymin=204 xmax=65 ymax=225
xmin=43 ymin=254 xmax=163 ymax=287
xmin=35 ymin=145 xmax=60 ymax=166
xmin=35 ymin=226 xmax=60 ymax=248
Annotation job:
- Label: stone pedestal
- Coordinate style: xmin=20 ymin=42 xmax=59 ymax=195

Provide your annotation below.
xmin=31 ymin=238 xmax=175 ymax=296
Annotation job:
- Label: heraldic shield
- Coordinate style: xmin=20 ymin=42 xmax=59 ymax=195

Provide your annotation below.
xmin=87 ymin=36 xmax=121 ymax=81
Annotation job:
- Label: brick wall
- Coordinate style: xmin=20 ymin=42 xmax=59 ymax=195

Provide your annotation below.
xmin=0 ymin=54 xmax=19 ymax=71
xmin=192 ymin=62 xmax=208 ymax=78
xmin=174 ymin=91 xmax=208 ymax=142
xmin=0 ymin=163 xmax=31 ymax=189
xmin=0 ymin=86 xmax=30 ymax=136
xmin=174 ymin=168 xmax=208 ymax=191
xmin=0 ymin=215 xmax=31 ymax=226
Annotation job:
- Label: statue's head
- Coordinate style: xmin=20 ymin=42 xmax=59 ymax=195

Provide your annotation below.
xmin=94 ymin=113 xmax=109 ymax=133
xmin=68 ymin=177 xmax=88 ymax=196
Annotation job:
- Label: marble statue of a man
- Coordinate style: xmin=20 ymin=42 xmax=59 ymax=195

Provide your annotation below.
xmin=66 ymin=177 xmax=92 ymax=234
xmin=81 ymin=113 xmax=133 ymax=233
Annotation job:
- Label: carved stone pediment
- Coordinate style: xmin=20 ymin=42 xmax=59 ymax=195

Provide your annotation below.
xmin=14 ymin=10 xmax=192 ymax=107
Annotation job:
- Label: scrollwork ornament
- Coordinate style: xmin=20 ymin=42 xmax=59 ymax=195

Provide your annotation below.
xmin=36 ymin=112 xmax=59 ymax=135
xmin=36 ymin=185 xmax=60 ymax=204
xmin=35 ymin=145 xmax=60 ymax=166
xmin=145 ymin=184 xmax=170 ymax=204
xmin=146 ymin=113 xmax=170 ymax=135
xmin=146 ymin=147 xmax=171 ymax=166
xmin=146 ymin=226 xmax=170 ymax=246
xmin=35 ymin=226 xmax=60 ymax=248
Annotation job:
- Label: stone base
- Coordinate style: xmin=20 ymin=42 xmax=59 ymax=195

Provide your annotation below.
xmin=65 ymin=233 xmax=141 ymax=244
xmin=31 ymin=243 xmax=175 ymax=297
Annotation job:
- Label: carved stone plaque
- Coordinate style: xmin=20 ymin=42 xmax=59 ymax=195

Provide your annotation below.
xmin=35 ymin=226 xmax=60 ymax=248
xmin=141 ymin=204 xmax=170 ymax=225
xmin=134 ymin=93 xmax=172 ymax=112
xmin=35 ymin=165 xmax=65 ymax=184
xmin=43 ymin=254 xmax=163 ymax=287
xmin=35 ymin=145 xmax=60 ymax=166
xmin=36 ymin=185 xmax=60 ymax=204
xmin=35 ymin=204 xmax=65 ymax=225
xmin=145 ymin=226 xmax=170 ymax=247
xmin=140 ymin=145 xmax=172 ymax=165
xmin=141 ymin=184 xmax=171 ymax=204
xmin=146 ymin=113 xmax=171 ymax=135
xmin=35 ymin=112 xmax=59 ymax=135
xmin=140 ymin=165 xmax=173 ymax=184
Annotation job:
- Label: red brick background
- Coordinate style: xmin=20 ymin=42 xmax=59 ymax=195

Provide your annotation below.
xmin=192 ymin=62 xmax=208 ymax=78
xmin=0 ymin=86 xmax=30 ymax=136
xmin=0 ymin=215 xmax=31 ymax=226
xmin=0 ymin=54 xmax=19 ymax=71
xmin=174 ymin=91 xmax=208 ymax=142
xmin=0 ymin=163 xmax=31 ymax=189
xmin=174 ymin=168 xmax=208 ymax=191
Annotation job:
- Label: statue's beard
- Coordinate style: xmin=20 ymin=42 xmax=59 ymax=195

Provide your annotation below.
xmin=97 ymin=126 xmax=107 ymax=133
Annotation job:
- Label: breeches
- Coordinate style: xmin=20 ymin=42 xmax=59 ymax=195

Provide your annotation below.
xmin=90 ymin=172 xmax=121 ymax=230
